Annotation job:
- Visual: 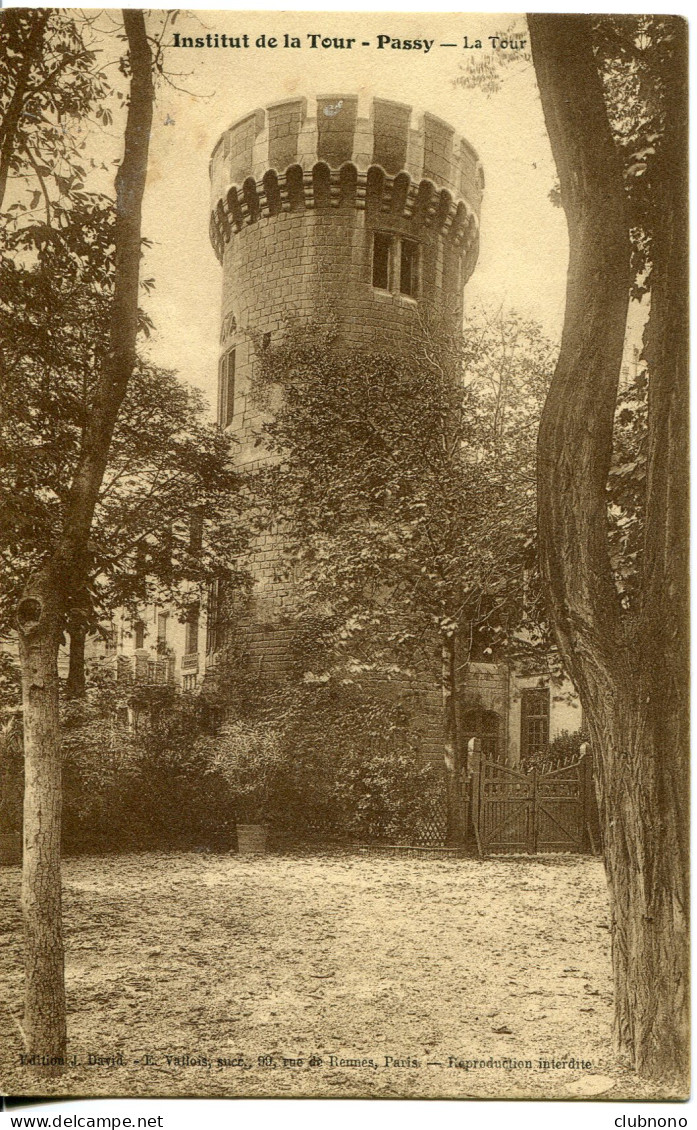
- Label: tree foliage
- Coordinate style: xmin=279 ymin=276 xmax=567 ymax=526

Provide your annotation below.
xmin=249 ymin=311 xmax=554 ymax=683
xmin=0 ymin=10 xmax=111 ymax=219
xmin=0 ymin=159 xmax=250 ymax=655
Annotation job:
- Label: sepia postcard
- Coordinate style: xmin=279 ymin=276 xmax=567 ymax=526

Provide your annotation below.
xmin=0 ymin=8 xmax=689 ymax=1107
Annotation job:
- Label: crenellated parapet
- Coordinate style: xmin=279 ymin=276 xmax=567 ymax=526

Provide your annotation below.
xmin=209 ymin=95 xmax=484 ymax=266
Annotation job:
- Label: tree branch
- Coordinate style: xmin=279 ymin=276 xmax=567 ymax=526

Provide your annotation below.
xmin=0 ymin=10 xmax=50 ymax=211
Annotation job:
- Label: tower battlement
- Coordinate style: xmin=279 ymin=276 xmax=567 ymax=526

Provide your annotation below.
xmin=209 ymin=96 xmax=484 ymax=267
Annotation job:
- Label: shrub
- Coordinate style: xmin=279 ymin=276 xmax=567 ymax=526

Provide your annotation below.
xmin=199 ymin=719 xmax=286 ymax=823
xmin=61 ymin=697 xmax=141 ymax=851
xmin=61 ymin=690 xmax=235 ymax=853
xmin=224 ymin=679 xmax=448 ymax=844
xmin=332 ymin=743 xmax=444 ymax=843
xmin=38 ymin=669 xmax=449 ymax=852
xmin=0 ymin=713 xmax=23 ymax=841
xmin=520 ymin=727 xmax=590 ymax=771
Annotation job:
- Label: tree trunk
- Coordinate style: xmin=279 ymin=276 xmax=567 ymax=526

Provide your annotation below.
xmin=528 ymin=14 xmax=689 ymax=1090
xmin=17 ymin=583 xmax=66 ymax=1072
xmin=593 ymin=696 xmax=689 ymax=1089
xmin=626 ymin=14 xmax=690 ymax=1081
xmin=65 ymin=624 xmax=86 ymax=699
xmin=441 ymin=631 xmax=466 ymax=848
xmin=16 ymin=11 xmax=153 ymax=1070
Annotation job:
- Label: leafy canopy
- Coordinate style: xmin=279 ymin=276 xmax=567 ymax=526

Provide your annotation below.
xmin=247 ymin=310 xmax=555 ymax=683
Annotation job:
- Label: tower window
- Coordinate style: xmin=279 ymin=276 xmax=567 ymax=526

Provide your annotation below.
xmin=218 ymin=347 xmax=235 ymax=428
xmin=206 ymin=579 xmax=219 ymax=655
xmin=372 ymin=232 xmax=420 ymax=299
xmin=372 ymin=232 xmax=391 ymax=290
xmin=400 ymin=238 xmax=420 ymax=297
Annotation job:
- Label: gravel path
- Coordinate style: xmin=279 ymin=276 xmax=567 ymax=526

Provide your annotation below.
xmin=0 ymin=851 xmax=665 ymax=1100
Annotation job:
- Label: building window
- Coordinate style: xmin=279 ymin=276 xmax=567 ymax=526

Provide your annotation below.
xmin=183 ymin=673 xmax=198 ymax=693
xmin=372 ymin=231 xmax=420 ymax=298
xmin=185 ymin=607 xmax=200 ymax=656
xmin=218 ymin=347 xmax=235 ymax=428
xmin=134 ymin=621 xmax=145 ymax=650
xmin=520 ymin=688 xmax=550 ymax=761
xmin=206 ymin=580 xmax=219 ymax=655
xmin=399 ymin=238 xmax=419 ymax=297
xmin=156 ymin=611 xmax=168 ymax=649
xmin=105 ymin=625 xmax=117 ymax=656
xmin=372 ymin=231 xmax=391 ymax=289
xmin=159 ymin=522 xmax=173 ymax=584
xmin=189 ymin=510 xmax=203 ymax=554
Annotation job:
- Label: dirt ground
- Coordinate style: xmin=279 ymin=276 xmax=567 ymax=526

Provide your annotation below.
xmin=0 ymin=851 xmax=669 ymax=1101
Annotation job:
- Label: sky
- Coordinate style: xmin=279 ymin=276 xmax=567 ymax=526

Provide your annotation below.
xmin=89 ymin=10 xmax=570 ymax=416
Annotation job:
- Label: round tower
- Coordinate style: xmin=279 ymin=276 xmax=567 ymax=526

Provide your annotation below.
xmin=208 ymin=95 xmax=484 ymax=674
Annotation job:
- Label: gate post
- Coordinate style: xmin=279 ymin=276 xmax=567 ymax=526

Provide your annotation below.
xmin=580 ymin=742 xmax=601 ymax=854
xmin=466 ymin=737 xmax=482 ymax=856
xmin=528 ymin=766 xmax=539 ymax=853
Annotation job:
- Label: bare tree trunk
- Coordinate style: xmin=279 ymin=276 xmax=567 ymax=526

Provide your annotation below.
xmin=17 ymin=581 xmax=65 ymax=1072
xmin=441 ymin=631 xmax=466 ymax=848
xmin=528 ymin=14 xmax=689 ymax=1090
xmin=624 ymin=15 xmax=689 ymax=1077
xmin=16 ymin=11 xmax=153 ymax=1070
xmin=596 ymin=698 xmax=689 ymax=1087
xmin=65 ymin=624 xmax=87 ymax=699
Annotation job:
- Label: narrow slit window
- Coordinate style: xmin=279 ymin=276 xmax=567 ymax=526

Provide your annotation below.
xmin=218 ymin=348 xmax=236 ymax=428
xmin=206 ymin=580 xmax=219 ymax=655
xmin=399 ymin=238 xmax=419 ymax=297
xmin=372 ymin=232 xmax=391 ymax=289
xmin=189 ymin=510 xmax=204 ymax=553
xmin=134 ymin=621 xmax=145 ymax=650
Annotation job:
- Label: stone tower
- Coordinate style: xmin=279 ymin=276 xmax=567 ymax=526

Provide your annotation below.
xmin=208 ymin=96 xmax=484 ymax=675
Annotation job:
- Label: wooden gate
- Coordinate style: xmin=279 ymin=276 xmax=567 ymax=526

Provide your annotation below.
xmin=471 ymin=751 xmax=595 ymax=855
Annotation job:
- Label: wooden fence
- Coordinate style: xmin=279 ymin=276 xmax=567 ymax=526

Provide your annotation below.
xmin=469 ymin=741 xmax=599 ymax=856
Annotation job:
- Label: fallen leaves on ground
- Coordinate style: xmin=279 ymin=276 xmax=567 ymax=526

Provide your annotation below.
xmin=0 ymin=851 xmax=665 ymax=1099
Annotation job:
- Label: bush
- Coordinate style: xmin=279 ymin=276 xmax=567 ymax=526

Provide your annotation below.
xmin=15 ymin=666 xmax=449 ymax=853
xmin=61 ymin=690 xmax=235 ymax=853
xmin=0 ymin=713 xmax=23 ymax=843
xmin=332 ymin=743 xmax=444 ymax=843
xmin=198 ymin=719 xmax=286 ymax=823
xmin=221 ymin=679 xmax=447 ymax=844
xmin=520 ymin=727 xmax=590 ymax=771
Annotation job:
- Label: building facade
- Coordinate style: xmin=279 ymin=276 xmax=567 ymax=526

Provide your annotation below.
xmin=85 ymin=602 xmax=208 ymax=698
